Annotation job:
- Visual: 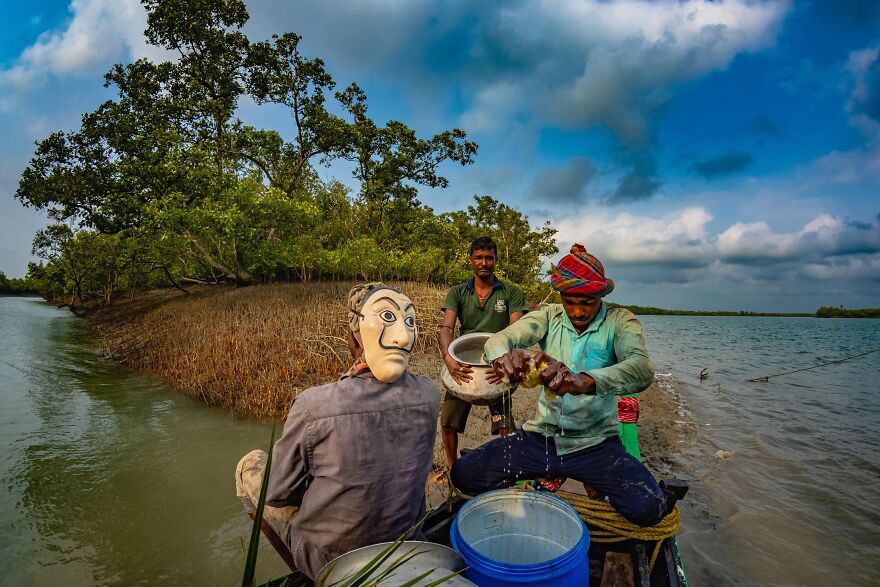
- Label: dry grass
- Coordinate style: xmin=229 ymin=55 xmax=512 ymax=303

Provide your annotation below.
xmin=92 ymin=281 xmax=449 ymax=419
xmin=89 ymin=280 xmax=677 ymax=494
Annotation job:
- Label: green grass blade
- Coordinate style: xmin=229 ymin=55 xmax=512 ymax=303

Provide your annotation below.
xmin=368 ymin=546 xmax=425 ymax=581
xmin=342 ymin=539 xmax=404 ymax=587
xmin=422 ymin=568 xmax=466 ymax=587
xmin=396 ymin=568 xmax=436 ymax=587
xmin=242 ymin=421 xmax=278 ymax=587
xmin=325 ymin=535 xmax=406 ymax=587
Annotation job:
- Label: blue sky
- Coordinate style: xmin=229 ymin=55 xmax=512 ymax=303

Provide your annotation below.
xmin=1 ymin=0 xmax=878 ymax=312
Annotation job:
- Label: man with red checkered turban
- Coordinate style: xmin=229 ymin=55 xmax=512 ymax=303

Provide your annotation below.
xmin=548 ymin=244 xmax=640 ymax=458
xmin=452 ymin=245 xmax=676 ymax=528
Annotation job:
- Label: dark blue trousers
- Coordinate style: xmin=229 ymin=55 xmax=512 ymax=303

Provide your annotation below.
xmin=450 ymin=430 xmax=669 ymax=526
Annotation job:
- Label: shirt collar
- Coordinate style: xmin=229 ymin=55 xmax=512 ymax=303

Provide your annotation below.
xmin=340 ymin=361 xmax=372 ymax=380
xmin=562 ymin=301 xmax=608 ymax=336
xmin=466 ymin=277 xmax=502 ymax=290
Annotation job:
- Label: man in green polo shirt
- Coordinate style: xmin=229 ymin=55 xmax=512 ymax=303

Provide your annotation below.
xmin=439 ymin=236 xmax=527 ymax=469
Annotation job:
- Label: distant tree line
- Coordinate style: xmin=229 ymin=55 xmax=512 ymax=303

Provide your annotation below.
xmin=0 ymin=272 xmax=38 ymax=295
xmin=606 ymin=303 xmax=813 ymax=317
xmin=608 ymin=303 xmax=879 ymax=319
xmin=15 ymin=0 xmax=557 ymax=306
xmin=816 ymin=307 xmax=880 ymax=318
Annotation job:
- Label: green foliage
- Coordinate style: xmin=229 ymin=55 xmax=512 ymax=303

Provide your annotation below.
xmin=0 ymin=271 xmax=39 ymax=295
xmin=14 ymin=0 xmax=558 ymax=306
xmin=816 ymin=306 xmax=880 ymax=318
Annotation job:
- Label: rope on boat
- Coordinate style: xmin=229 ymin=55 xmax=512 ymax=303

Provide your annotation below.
xmin=556 ymin=490 xmax=680 ymax=572
xmin=747 ymin=347 xmax=880 ymax=382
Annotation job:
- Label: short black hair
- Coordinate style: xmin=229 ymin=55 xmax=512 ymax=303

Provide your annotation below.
xmin=470 ymin=236 xmax=497 ymax=257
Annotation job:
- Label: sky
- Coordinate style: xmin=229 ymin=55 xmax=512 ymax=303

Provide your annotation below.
xmin=1 ymin=0 xmax=878 ymax=312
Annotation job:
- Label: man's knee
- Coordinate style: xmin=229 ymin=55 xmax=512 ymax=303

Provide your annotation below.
xmin=622 ymin=489 xmax=668 ymax=527
xmin=450 ymin=450 xmax=489 ymax=495
xmin=235 ymin=449 xmax=268 ymax=512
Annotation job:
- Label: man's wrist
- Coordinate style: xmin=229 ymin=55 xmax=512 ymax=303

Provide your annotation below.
xmin=577 ymin=373 xmax=597 ymax=395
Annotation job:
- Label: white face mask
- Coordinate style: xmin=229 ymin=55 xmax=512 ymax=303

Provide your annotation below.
xmin=358 ymin=289 xmax=417 ymax=383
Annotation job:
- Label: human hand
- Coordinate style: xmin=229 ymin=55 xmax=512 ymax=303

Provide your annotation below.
xmin=444 ymin=352 xmax=474 ymax=384
xmin=485 ymin=365 xmax=503 ymax=385
xmin=490 ymin=349 xmax=534 ymax=385
xmin=534 ymin=476 xmax=567 ymax=492
xmin=539 ymin=359 xmax=596 ymax=396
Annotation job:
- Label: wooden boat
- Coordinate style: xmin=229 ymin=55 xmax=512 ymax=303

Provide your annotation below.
xmin=258 ymin=481 xmax=688 ymax=587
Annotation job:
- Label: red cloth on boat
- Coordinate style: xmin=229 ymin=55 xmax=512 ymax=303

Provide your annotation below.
xmin=617 ymin=397 xmax=640 ymax=423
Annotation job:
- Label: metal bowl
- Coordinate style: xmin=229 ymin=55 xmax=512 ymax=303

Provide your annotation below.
xmin=441 ymin=332 xmax=513 ymax=406
xmin=448 ymin=332 xmax=493 ymax=366
xmin=317 ymin=541 xmax=475 ymax=586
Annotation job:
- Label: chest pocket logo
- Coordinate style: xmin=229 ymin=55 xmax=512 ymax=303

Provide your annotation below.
xmin=494 ymin=299 xmax=507 ymax=313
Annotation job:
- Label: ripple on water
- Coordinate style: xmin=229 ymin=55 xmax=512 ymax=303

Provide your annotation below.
xmin=640 ymin=315 xmax=880 ymax=586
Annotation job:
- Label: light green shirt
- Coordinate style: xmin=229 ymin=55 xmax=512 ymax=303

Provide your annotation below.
xmin=484 ymin=302 xmax=654 ymax=455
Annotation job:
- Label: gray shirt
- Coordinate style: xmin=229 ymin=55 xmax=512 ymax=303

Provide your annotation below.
xmin=266 ymin=370 xmax=440 ymax=579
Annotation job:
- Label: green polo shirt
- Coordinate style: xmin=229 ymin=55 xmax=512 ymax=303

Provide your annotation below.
xmin=484 ymin=302 xmax=654 ymax=455
xmin=441 ymin=278 xmax=527 ymax=335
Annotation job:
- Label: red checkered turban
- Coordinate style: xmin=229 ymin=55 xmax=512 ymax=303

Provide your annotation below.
xmin=549 ymin=244 xmax=614 ymax=297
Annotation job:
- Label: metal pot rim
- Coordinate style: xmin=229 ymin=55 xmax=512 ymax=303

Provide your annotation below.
xmin=317 ymin=540 xmax=467 ymax=585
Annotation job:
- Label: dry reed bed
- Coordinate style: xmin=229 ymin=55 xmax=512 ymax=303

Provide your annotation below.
xmin=90 ymin=281 xmax=677 ymax=488
xmin=95 ymin=282 xmax=449 ymax=418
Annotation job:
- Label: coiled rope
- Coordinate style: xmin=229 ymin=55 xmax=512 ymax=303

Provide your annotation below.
xmin=555 ymin=490 xmax=680 ymax=571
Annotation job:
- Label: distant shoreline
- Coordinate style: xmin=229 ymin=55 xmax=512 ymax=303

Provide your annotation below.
xmin=8 ymin=285 xmax=877 ymax=319
xmin=610 ymin=303 xmax=880 ymax=319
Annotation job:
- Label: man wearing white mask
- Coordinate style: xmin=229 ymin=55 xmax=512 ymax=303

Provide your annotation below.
xmin=234 ymin=283 xmax=440 ymax=579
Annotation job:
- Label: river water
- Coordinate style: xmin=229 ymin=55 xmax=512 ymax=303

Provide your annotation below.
xmin=639 ymin=315 xmax=880 ymax=586
xmin=0 ymin=298 xmax=289 ymax=585
xmin=2 ymin=298 xmax=879 ymax=586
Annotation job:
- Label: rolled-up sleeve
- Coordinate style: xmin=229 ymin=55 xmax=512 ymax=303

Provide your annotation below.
xmin=266 ymin=399 xmax=311 ymax=508
xmin=508 ymin=286 xmax=528 ymax=314
xmin=585 ymin=310 xmax=654 ymax=396
xmin=484 ymin=307 xmax=549 ymax=362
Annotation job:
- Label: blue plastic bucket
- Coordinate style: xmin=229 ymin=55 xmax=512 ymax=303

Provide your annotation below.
xmin=450 ymin=489 xmax=589 ymax=586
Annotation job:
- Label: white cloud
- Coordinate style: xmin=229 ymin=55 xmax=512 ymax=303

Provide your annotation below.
xmin=464 ymin=0 xmax=790 ymax=145
xmin=458 ymin=81 xmax=521 ymax=132
xmin=555 ymin=206 xmax=715 ymax=267
xmin=552 ymin=206 xmax=880 ymax=286
xmin=718 ymin=213 xmax=880 ymax=262
xmin=243 ymin=0 xmax=789 ymax=147
xmin=0 ymin=0 xmax=162 ymax=93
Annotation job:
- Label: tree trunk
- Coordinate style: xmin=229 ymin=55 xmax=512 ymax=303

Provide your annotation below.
xmin=233 ymin=242 xmax=254 ymax=286
xmin=161 ymin=264 xmax=190 ymax=295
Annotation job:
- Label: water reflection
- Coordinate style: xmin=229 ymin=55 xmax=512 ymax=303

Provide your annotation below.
xmin=0 ymin=298 xmax=289 ymax=585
